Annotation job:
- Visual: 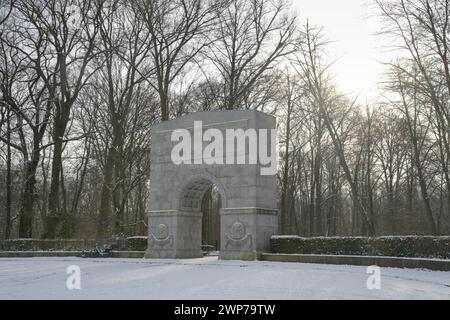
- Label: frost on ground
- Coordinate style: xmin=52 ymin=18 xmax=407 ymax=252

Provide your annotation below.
xmin=0 ymin=256 xmax=449 ymax=300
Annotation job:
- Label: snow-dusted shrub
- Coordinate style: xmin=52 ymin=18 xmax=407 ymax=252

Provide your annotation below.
xmin=0 ymin=237 xmax=148 ymax=251
xmin=270 ymin=236 xmax=450 ymax=259
xmin=0 ymin=239 xmax=86 ymax=251
xmin=125 ymin=236 xmax=148 ymax=251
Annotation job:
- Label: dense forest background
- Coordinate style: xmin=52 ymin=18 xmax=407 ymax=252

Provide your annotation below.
xmin=0 ymin=0 xmax=449 ymax=240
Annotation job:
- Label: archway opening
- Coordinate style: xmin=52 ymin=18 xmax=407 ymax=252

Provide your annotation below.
xmin=201 ymin=186 xmax=222 ymax=253
xmin=179 ymin=177 xmax=224 ymax=256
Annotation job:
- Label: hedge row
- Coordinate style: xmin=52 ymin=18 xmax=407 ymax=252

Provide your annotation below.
xmin=270 ymin=236 xmax=450 ymax=259
xmin=122 ymin=236 xmax=148 ymax=251
xmin=0 ymin=239 xmax=86 ymax=251
xmin=0 ymin=237 xmax=148 ymax=252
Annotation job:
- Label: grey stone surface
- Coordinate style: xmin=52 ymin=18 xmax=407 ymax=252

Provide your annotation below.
xmin=146 ymin=110 xmax=278 ymax=260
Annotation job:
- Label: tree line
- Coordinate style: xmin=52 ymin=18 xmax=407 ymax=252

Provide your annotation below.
xmin=0 ymin=0 xmax=449 ymax=240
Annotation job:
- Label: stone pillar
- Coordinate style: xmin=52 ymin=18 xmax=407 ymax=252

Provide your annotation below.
xmin=145 ymin=210 xmax=203 ymax=259
xmin=219 ymin=207 xmax=278 ymax=260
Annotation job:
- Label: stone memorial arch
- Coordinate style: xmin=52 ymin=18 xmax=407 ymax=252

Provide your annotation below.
xmin=145 ymin=110 xmax=278 ymax=260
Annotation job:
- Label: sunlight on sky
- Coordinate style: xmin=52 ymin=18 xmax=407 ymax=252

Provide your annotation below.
xmin=292 ymin=0 xmax=393 ymax=102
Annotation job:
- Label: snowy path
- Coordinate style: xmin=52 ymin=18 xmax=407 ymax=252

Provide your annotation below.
xmin=0 ymin=256 xmax=449 ymax=299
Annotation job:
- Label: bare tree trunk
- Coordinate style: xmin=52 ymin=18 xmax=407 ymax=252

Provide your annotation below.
xmin=314 ymin=126 xmax=323 ymax=235
xmin=281 ymin=81 xmax=293 ymax=234
xmin=4 ymin=110 xmax=12 ymax=239
xmin=398 ymin=76 xmax=439 ymax=235
xmin=98 ymin=148 xmax=115 ymax=237
xmin=19 ymin=154 xmax=39 ymax=238
xmin=46 ymin=109 xmax=69 ymax=238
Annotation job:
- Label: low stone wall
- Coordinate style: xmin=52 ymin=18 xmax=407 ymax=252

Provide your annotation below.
xmin=0 ymin=237 xmax=148 ymax=252
xmin=270 ymin=236 xmax=450 ymax=259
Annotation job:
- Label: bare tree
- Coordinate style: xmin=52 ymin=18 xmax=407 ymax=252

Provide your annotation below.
xmin=94 ymin=0 xmax=154 ymax=237
xmin=204 ymin=0 xmax=298 ymax=110
xmin=292 ymin=24 xmax=376 ymax=236
xmin=9 ymin=0 xmax=104 ymax=237
xmin=0 ymin=18 xmax=55 ymax=237
xmin=134 ymin=0 xmax=221 ymax=121
xmin=376 ymin=0 xmax=450 ymax=234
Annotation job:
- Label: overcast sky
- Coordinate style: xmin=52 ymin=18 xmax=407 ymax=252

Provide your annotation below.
xmin=292 ymin=0 xmax=391 ymax=102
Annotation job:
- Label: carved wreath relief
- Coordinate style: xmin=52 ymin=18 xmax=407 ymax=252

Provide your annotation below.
xmin=156 ymin=224 xmax=169 ymax=239
xmin=149 ymin=223 xmax=173 ymax=248
xmin=225 ymin=221 xmax=252 ymax=249
xmin=230 ymin=222 xmax=246 ymax=240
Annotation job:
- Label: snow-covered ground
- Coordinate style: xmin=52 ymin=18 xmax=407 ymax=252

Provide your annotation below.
xmin=0 ymin=256 xmax=449 ymax=299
